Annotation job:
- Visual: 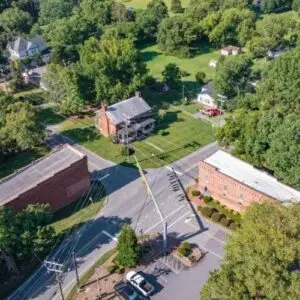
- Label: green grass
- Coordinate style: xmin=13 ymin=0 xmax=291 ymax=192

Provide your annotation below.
xmin=122 ymin=0 xmax=190 ymax=10
xmin=141 ymin=43 xmax=220 ymax=82
xmin=51 ymin=183 xmax=106 ymax=234
xmin=0 ymin=147 xmax=50 ymax=179
xmin=66 ymin=248 xmax=117 ymax=300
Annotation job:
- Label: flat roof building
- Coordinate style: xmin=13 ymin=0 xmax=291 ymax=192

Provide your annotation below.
xmin=0 ymin=145 xmax=90 ymax=212
xmin=199 ymin=150 xmax=300 ymax=212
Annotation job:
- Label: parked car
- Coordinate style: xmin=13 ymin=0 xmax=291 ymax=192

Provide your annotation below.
xmin=126 ymin=271 xmax=155 ymax=297
xmin=200 ymin=107 xmax=223 ymax=117
xmin=114 ymin=282 xmax=146 ymax=300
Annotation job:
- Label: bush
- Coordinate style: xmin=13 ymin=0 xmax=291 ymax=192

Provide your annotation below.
xmin=191 ymin=190 xmax=200 ymax=197
xmin=219 ymin=213 xmax=226 ymax=220
xmin=200 ymin=206 xmax=214 ymax=218
xmin=107 ymin=265 xmax=117 ymax=274
xmin=203 ymin=196 xmax=212 ymax=203
xmin=178 ymin=247 xmax=188 ymax=257
xmin=189 ymin=254 xmax=196 ymax=262
xmin=213 ymin=199 xmax=220 ymax=205
xmin=195 ymin=71 xmax=206 ymax=85
xmin=220 ymin=217 xmax=231 ymax=227
xmin=181 ymin=241 xmax=191 ymax=250
xmin=211 ymin=212 xmax=222 ymax=222
xmin=115 ymin=267 xmax=125 ymax=274
xmin=229 ymin=222 xmax=240 ymax=230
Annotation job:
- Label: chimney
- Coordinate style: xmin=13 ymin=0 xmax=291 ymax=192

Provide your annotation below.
xmin=135 ymin=91 xmax=142 ymax=98
xmin=101 ymin=104 xmax=108 ymax=111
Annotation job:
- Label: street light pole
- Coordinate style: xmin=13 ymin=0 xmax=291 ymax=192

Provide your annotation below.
xmin=72 ymin=252 xmax=80 ymax=291
xmin=134 ymin=156 xmax=168 ymax=250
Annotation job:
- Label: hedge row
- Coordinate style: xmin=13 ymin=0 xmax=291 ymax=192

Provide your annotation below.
xmin=197 ymin=206 xmax=240 ymax=230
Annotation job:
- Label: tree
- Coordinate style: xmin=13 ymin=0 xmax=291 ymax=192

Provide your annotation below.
xmin=39 ymin=0 xmax=74 ymax=25
xmin=0 ymin=204 xmax=55 ymax=274
xmin=293 ymin=0 xmax=300 ymax=11
xmin=261 ymin=0 xmax=293 ymax=13
xmin=146 ymin=0 xmax=168 ymax=21
xmin=213 ymin=55 xmax=253 ymax=99
xmin=157 ymin=16 xmax=197 ymax=57
xmin=43 ymin=14 xmax=95 ymax=62
xmin=80 ymin=37 xmax=148 ymax=104
xmin=43 ymin=64 xmax=84 ymax=114
xmin=185 ymin=0 xmax=221 ymax=23
xmin=201 ymin=202 xmax=300 ymax=300
xmin=162 ymin=63 xmax=182 ymax=89
xmin=0 ymin=5 xmax=32 ymax=37
xmin=171 ymin=0 xmax=184 ymax=13
xmin=202 ymin=8 xmax=255 ymax=47
xmin=116 ymin=225 xmax=140 ymax=268
xmin=195 ymin=71 xmax=206 ymax=85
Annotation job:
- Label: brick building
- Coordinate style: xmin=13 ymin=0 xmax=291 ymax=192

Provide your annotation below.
xmin=199 ymin=150 xmax=300 ymax=212
xmin=0 ymin=145 xmax=90 ymax=212
xmin=95 ymin=92 xmax=155 ymax=143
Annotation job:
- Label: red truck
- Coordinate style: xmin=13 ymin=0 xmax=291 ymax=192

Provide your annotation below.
xmin=200 ymin=107 xmax=223 ymax=117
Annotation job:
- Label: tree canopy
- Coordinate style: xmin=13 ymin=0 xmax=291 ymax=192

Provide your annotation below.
xmin=201 ymin=202 xmax=300 ymax=299
xmin=80 ymin=37 xmax=148 ymax=104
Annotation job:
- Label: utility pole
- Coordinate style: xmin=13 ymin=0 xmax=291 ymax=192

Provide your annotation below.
xmin=182 ymin=84 xmax=185 ymax=101
xmin=44 ymin=260 xmax=64 ymax=300
xmin=72 ymin=252 xmax=80 ymax=291
xmin=217 ymin=97 xmax=226 ymax=128
xmin=134 ymin=156 xmax=168 ymax=250
xmin=95 ymin=267 xmax=101 ymax=298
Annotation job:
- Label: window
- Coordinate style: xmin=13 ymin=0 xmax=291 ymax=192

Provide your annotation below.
xmin=223 ymin=185 xmax=227 ymax=196
xmin=204 ymin=175 xmax=209 ymax=184
xmin=239 ymin=193 xmax=245 ymax=203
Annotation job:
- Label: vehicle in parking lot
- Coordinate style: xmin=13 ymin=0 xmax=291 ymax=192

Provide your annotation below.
xmin=126 ymin=271 xmax=155 ymax=297
xmin=114 ymin=282 xmax=146 ymax=300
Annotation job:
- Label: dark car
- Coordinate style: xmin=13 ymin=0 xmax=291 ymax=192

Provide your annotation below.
xmin=114 ymin=282 xmax=147 ymax=300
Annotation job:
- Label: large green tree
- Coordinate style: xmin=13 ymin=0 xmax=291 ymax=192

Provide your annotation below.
xmin=201 ymin=202 xmax=300 ymax=299
xmin=39 ymin=0 xmax=74 ymax=25
xmin=80 ymin=37 xmax=148 ymax=104
xmin=162 ymin=63 xmax=182 ymax=89
xmin=261 ymin=0 xmax=293 ymax=13
xmin=43 ymin=64 xmax=84 ymax=114
xmin=213 ymin=55 xmax=253 ymax=99
xmin=157 ymin=16 xmax=197 ymax=57
xmin=116 ymin=225 xmax=140 ymax=268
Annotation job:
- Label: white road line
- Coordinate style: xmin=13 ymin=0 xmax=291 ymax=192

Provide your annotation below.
xmin=144 ymin=203 xmax=187 ymax=233
xmin=102 ymin=230 xmax=118 ymax=242
xmin=198 ymin=244 xmax=222 ymax=259
xmin=165 ymin=166 xmax=183 ymax=176
xmin=167 ymin=211 xmax=192 ymax=229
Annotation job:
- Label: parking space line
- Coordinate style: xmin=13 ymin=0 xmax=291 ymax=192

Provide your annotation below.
xmin=167 ymin=211 xmax=192 ymax=229
xmin=102 ymin=230 xmax=118 ymax=242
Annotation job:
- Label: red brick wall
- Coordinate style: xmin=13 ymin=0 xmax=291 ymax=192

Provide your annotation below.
xmin=7 ymin=157 xmax=90 ymax=212
xmin=198 ymin=161 xmax=273 ymax=212
xmin=96 ymin=108 xmax=117 ymax=137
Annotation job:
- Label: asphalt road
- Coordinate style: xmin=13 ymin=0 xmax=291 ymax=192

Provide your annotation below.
xmin=8 ymin=134 xmax=220 ymax=300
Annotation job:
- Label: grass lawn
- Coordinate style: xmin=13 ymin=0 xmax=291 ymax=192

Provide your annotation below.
xmin=51 ymin=183 xmax=106 ymax=234
xmin=141 ymin=43 xmax=220 ymax=82
xmin=122 ymin=0 xmax=190 ymax=10
xmin=0 ymin=147 xmax=49 ymax=179
xmin=61 ymin=99 xmax=214 ymax=169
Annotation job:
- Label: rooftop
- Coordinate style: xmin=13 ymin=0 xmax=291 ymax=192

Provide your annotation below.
xmin=200 ymin=81 xmax=213 ymax=96
xmin=8 ymin=35 xmax=46 ymax=53
xmin=222 ymin=45 xmax=240 ymax=52
xmin=204 ymin=150 xmax=300 ymax=204
xmin=104 ymin=95 xmax=151 ymax=125
xmin=0 ymin=145 xmax=85 ymax=206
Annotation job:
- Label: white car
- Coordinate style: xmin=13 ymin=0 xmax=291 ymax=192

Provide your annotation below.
xmin=126 ymin=271 xmax=155 ymax=297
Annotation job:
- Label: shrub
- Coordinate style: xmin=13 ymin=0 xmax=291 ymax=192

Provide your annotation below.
xmin=229 ymin=222 xmax=240 ymax=230
xmin=200 ymin=206 xmax=214 ymax=218
xmin=107 ymin=265 xmax=117 ymax=274
xmin=178 ymin=247 xmax=188 ymax=257
xmin=203 ymin=196 xmax=212 ymax=203
xmin=181 ymin=241 xmax=191 ymax=250
xmin=219 ymin=213 xmax=226 ymax=220
xmin=195 ymin=71 xmax=206 ymax=85
xmin=213 ymin=199 xmax=220 ymax=205
xmin=220 ymin=218 xmax=231 ymax=227
xmin=115 ymin=267 xmax=125 ymax=274
xmin=191 ymin=190 xmax=200 ymax=197
xmin=189 ymin=254 xmax=196 ymax=262
xmin=211 ymin=212 xmax=222 ymax=222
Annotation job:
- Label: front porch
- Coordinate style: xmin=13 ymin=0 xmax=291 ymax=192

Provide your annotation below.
xmin=116 ymin=118 xmax=155 ymax=144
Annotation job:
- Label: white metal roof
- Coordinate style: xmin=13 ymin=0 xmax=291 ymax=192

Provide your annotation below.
xmin=204 ymin=150 xmax=300 ymax=203
xmin=0 ymin=145 xmax=85 ymax=206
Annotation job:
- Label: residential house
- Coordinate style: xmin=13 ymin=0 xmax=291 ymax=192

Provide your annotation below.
xmin=197 ymin=82 xmax=227 ymax=107
xmin=7 ymin=36 xmax=50 ymax=62
xmin=0 ymin=145 xmax=90 ymax=212
xmin=209 ymin=59 xmax=218 ymax=68
xmin=198 ymin=150 xmax=300 ymax=212
xmin=95 ymin=92 xmax=155 ymax=143
xmin=220 ymin=45 xmax=241 ymax=56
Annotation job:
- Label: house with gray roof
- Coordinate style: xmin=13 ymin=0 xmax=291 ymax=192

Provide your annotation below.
xmin=7 ymin=35 xmax=50 ymax=62
xmin=95 ymin=92 xmax=155 ymax=143
xmin=197 ymin=82 xmax=227 ymax=108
